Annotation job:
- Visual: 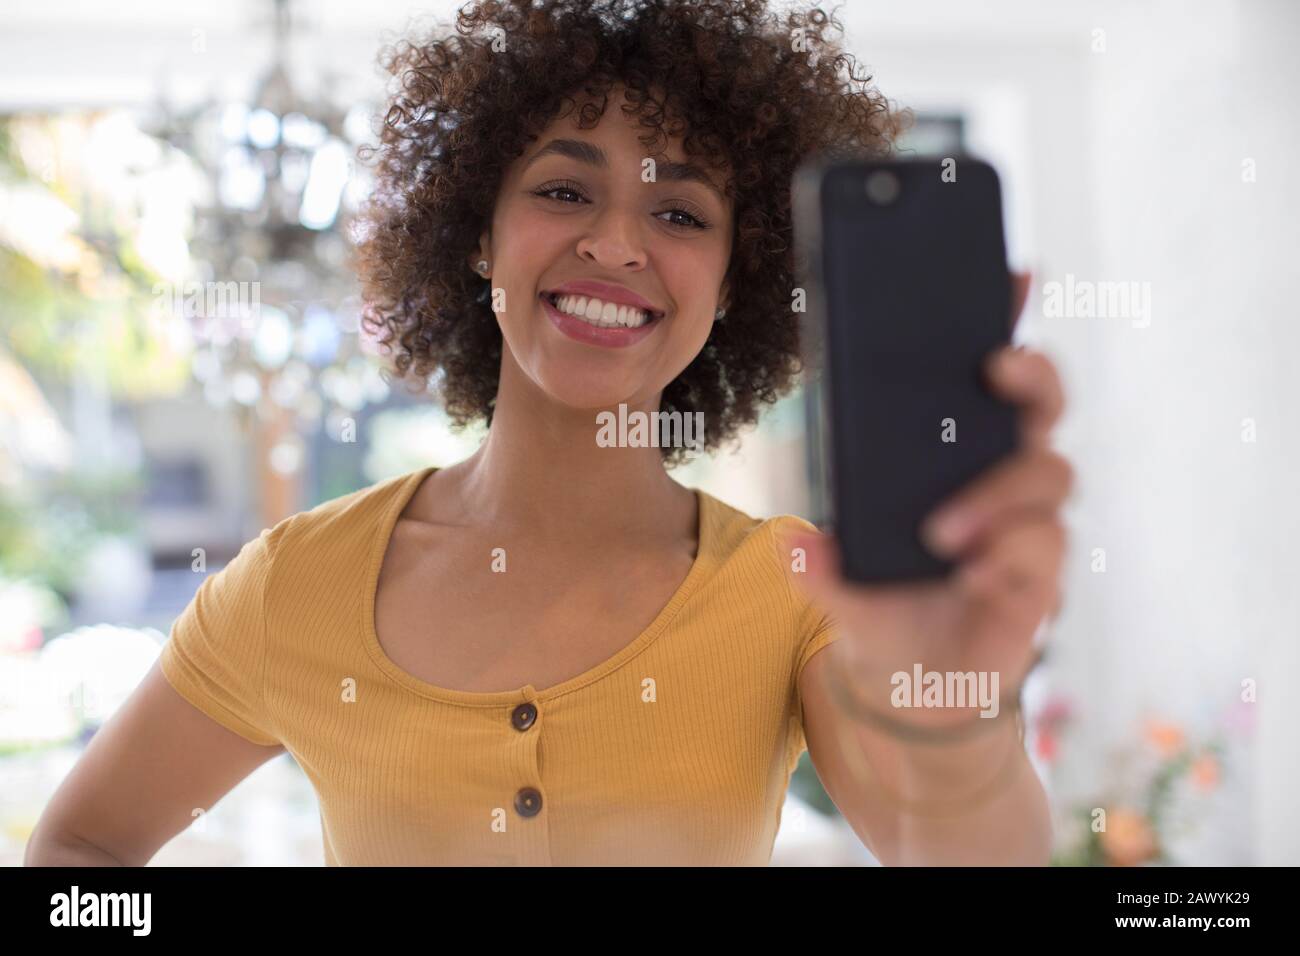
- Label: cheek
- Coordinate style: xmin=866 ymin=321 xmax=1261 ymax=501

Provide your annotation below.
xmin=665 ymin=249 xmax=728 ymax=327
xmin=675 ymin=320 xmax=715 ymax=379
xmin=499 ymin=213 xmax=565 ymax=277
xmin=654 ymin=289 xmax=718 ymax=379
xmin=493 ymin=222 xmax=564 ymax=330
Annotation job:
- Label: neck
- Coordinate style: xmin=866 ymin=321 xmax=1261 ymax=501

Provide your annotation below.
xmin=447 ymin=349 xmax=696 ymax=543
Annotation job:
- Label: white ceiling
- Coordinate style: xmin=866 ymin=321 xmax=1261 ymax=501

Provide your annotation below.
xmin=0 ymin=0 xmax=1125 ymax=111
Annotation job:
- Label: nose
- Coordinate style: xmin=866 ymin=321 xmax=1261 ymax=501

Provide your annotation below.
xmin=575 ymin=204 xmax=648 ymax=270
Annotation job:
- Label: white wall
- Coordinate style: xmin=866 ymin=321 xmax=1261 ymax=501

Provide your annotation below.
xmin=836 ymin=0 xmax=1299 ymax=863
xmin=1071 ymin=0 xmax=1297 ymax=866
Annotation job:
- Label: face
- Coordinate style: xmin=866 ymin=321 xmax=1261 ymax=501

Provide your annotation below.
xmin=470 ymin=85 xmax=734 ymax=413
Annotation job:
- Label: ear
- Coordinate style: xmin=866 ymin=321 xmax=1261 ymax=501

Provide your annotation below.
xmin=719 ymin=278 xmax=731 ymax=313
xmin=467 ymin=228 xmax=492 ymax=275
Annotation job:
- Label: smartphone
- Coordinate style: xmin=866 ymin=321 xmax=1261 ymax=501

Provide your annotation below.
xmin=792 ymin=155 xmax=1018 ymax=582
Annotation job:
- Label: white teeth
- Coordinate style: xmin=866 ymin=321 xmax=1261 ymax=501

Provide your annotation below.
xmin=551 ymin=293 xmax=653 ymax=329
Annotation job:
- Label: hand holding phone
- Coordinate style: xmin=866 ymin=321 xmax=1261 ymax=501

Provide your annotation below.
xmin=793 ymin=156 xmax=1020 ymax=582
xmin=783 ymin=155 xmax=1072 ymax=740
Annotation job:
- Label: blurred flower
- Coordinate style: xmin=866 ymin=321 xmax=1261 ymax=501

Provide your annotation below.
xmin=0 ymin=576 xmax=64 ymax=654
xmin=1144 ymin=719 xmax=1185 ymax=758
xmin=1052 ymin=713 xmax=1228 ymax=866
xmin=1032 ymin=691 xmax=1074 ymax=762
xmin=1190 ymin=753 xmax=1220 ymax=792
xmin=1100 ymin=807 xmax=1158 ymax=866
xmin=1038 ymin=693 xmax=1074 ymax=727
xmin=1035 ymin=730 xmax=1058 ymax=763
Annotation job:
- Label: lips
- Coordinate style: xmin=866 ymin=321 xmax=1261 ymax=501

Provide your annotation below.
xmin=539 ymin=292 xmax=662 ymax=349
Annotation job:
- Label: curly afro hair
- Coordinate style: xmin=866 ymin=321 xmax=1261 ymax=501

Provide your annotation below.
xmin=352 ymin=0 xmax=911 ymax=466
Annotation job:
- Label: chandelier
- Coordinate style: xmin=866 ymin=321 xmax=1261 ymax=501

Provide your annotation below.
xmin=149 ymin=0 xmax=388 ymax=476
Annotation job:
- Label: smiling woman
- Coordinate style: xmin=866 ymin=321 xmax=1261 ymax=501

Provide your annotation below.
xmin=25 ymin=0 xmax=1074 ymax=871
xmin=351 ymin=0 xmax=911 ymax=464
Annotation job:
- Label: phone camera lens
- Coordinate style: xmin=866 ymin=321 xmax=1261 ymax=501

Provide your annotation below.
xmin=865 ymin=170 xmax=900 ymax=205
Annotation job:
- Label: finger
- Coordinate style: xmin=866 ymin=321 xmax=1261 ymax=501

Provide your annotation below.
xmin=984 ymin=346 xmax=1066 ymax=445
xmin=958 ymin=517 xmax=1066 ymax=618
xmin=922 ymin=448 xmax=1074 ymax=556
xmin=1010 ymin=269 xmax=1032 ymax=334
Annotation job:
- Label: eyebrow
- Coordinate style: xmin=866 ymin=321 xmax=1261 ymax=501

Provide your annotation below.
xmin=522 ymin=138 xmax=726 ymax=201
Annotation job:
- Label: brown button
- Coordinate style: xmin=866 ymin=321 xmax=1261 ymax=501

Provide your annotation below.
xmin=511 ymin=702 xmax=537 ymax=731
xmin=514 ymin=787 xmax=542 ymax=817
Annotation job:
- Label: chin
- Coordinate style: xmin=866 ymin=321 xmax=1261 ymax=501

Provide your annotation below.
xmin=530 ymin=362 xmax=658 ymax=415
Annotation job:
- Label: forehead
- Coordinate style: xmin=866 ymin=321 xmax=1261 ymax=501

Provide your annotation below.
xmin=521 ymin=84 xmax=733 ymax=195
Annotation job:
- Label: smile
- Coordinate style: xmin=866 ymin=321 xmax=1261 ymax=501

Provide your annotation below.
xmin=539 ymin=292 xmax=664 ymax=349
xmin=543 ymin=292 xmax=662 ymax=329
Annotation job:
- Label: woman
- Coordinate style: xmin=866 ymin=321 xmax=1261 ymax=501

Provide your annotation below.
xmin=26 ymin=0 xmax=1070 ymax=866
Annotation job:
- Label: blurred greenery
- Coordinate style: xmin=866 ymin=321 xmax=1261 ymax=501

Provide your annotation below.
xmin=0 ymin=114 xmax=191 ymax=400
xmin=1 ymin=114 xmax=168 ymax=599
xmin=0 ymin=468 xmax=144 ymax=600
xmin=790 ymin=751 xmax=838 ymax=816
xmin=1050 ymin=737 xmax=1227 ymax=866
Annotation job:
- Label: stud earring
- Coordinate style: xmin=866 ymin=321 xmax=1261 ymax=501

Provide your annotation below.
xmin=715 ymin=307 xmax=726 ymax=321
xmin=476 ymin=260 xmax=489 ymax=276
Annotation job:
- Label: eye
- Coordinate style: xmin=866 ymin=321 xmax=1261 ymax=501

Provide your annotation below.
xmin=657 ymin=205 xmax=710 ymax=230
xmin=532 ymin=181 xmax=711 ymax=231
xmin=533 ymin=180 xmax=589 ymax=204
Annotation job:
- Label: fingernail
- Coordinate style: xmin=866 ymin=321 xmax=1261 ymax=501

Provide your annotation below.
xmin=923 ymin=509 xmax=971 ymax=554
xmin=998 ymin=348 xmax=1027 ymax=377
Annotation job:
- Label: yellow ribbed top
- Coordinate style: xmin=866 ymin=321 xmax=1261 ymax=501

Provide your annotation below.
xmin=159 ymin=465 xmax=840 ymax=865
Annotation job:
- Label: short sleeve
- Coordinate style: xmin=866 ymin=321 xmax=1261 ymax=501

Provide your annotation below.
xmin=770 ymin=514 xmax=845 ymax=682
xmin=796 ymin=611 xmax=842 ymax=679
xmin=768 ymin=512 xmax=848 ymax=762
xmin=790 ymin=605 xmax=844 ymax=762
xmin=157 ymin=518 xmax=292 ymax=746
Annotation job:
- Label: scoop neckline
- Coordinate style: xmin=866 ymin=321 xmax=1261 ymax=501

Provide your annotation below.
xmin=358 ymin=465 xmax=717 ymax=707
